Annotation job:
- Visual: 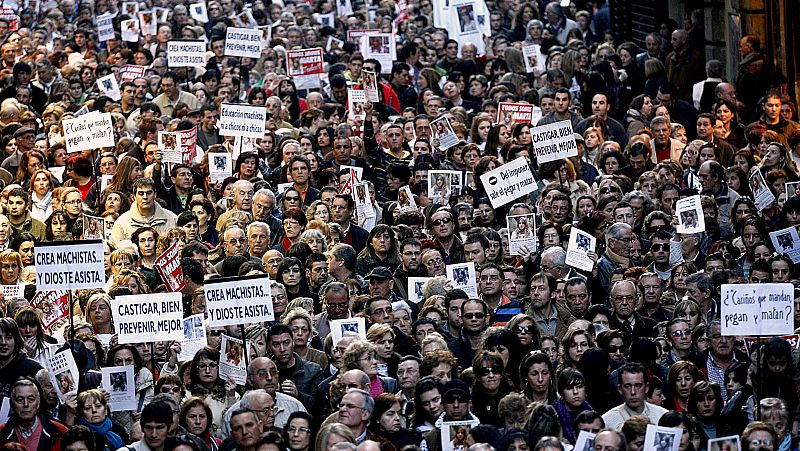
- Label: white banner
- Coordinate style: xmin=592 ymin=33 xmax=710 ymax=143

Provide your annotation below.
xmin=720 ymin=283 xmax=794 ymax=336
xmin=224 ymin=27 xmax=263 ymax=58
xmin=34 ymin=241 xmax=105 ymax=290
xmin=479 ymin=157 xmax=537 ymax=208
xmin=167 ymin=40 xmax=207 ymax=67
xmin=531 ymin=119 xmax=577 ymax=163
xmin=111 ymin=293 xmax=184 ymax=344
xmin=62 ymin=112 xmax=115 ymax=153
xmin=205 ymin=274 xmax=274 ymax=326
xmin=218 ymin=103 xmax=267 ymax=138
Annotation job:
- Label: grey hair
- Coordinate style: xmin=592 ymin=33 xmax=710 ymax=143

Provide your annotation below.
xmin=606 ymin=222 xmax=631 ymax=241
xmin=246 ymin=221 xmax=270 ymax=236
xmin=594 ymin=430 xmax=628 ymax=451
xmin=348 ymin=388 xmax=374 ymax=414
xmin=622 ymin=190 xmax=655 ymax=213
xmin=241 ymin=389 xmax=269 ymax=410
xmin=391 ymin=300 xmax=411 ymax=316
xmin=705 ymin=59 xmax=723 ymax=78
xmin=541 ymin=246 xmax=566 ymax=267
xmin=332 ymin=444 xmax=357 ymax=451
xmin=705 ymin=320 xmax=722 ymax=337
xmin=685 ymin=272 xmax=713 ymax=293
xmin=11 ymin=379 xmax=39 ymax=402
xmin=650 ymin=116 xmax=670 ymax=128
xmin=232 ymin=179 xmax=254 ymax=192
xmin=270 ymin=281 xmax=287 ymax=293
xmin=254 ymin=188 xmax=276 ymax=203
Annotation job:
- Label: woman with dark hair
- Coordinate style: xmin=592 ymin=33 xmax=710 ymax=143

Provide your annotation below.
xmin=599 ymin=150 xmax=626 ymax=176
xmin=64 ymin=152 xmax=95 ymax=200
xmin=714 ymin=99 xmax=746 ymax=149
xmin=315 ymin=126 xmax=334 ymax=156
xmin=180 ymin=396 xmax=222 ymax=451
xmin=45 ymin=209 xmax=71 ymax=240
xmin=625 ymin=94 xmax=653 ymax=138
xmin=725 ymin=166 xmax=752 ymax=198
xmin=188 ymin=346 xmax=239 ymax=436
xmin=275 ymin=207 xmax=306 ymax=253
xmin=577 ymin=347 xmax=617 ymax=414
xmin=471 ymin=350 xmax=512 ymax=426
xmin=665 ymin=360 xmax=704 ymax=412
xmin=356 ymin=224 xmax=401 ymax=274
xmin=105 ymin=156 xmax=143 ymax=201
xmin=520 ymin=351 xmax=557 ymax=405
xmin=106 ymin=344 xmax=154 ymax=430
xmin=276 ymin=256 xmax=312 ymax=302
xmin=275 ymin=78 xmax=305 ymax=123
xmin=735 ymin=216 xmax=769 ymax=278
xmin=507 ymin=314 xmax=542 ymax=355
xmin=131 ymin=227 xmax=159 ymax=283
xmin=14 ymin=307 xmax=56 ymax=366
xmin=190 ymin=198 xmax=219 ymax=246
xmin=283 ymin=411 xmax=315 ymax=451
xmin=15 ymin=150 xmax=46 ymax=187
xmin=412 ymin=376 xmax=444 ymax=433
xmin=248 ymin=86 xmax=267 ymax=105
xmin=687 ymin=381 xmax=732 ymax=439
xmin=482 ymin=328 xmax=524 ymax=389
xmin=368 ymin=393 xmax=411 ymax=451
xmin=553 ymin=369 xmax=592 ymax=444
xmin=234 ymin=151 xmax=260 ymax=180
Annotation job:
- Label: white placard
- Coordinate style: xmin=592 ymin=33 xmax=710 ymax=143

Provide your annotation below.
xmin=83 ymin=215 xmax=104 ymax=241
xmin=225 ymin=27 xmax=263 ymax=58
xmin=97 ymin=13 xmax=114 ymax=42
xmin=158 ymin=131 xmax=183 ymax=164
xmin=643 ymin=425 xmax=682 ymax=451
xmin=209 ymin=152 xmax=232 ymax=184
xmin=330 ymin=317 xmax=366 ymax=345
xmin=507 ymin=213 xmax=537 ymax=255
xmin=34 ymin=241 xmax=105 ymax=290
xmin=398 ymin=185 xmax=416 ymax=211
xmin=102 ymin=365 xmax=136 ymax=411
xmin=218 ymin=103 xmax=267 ymax=138
xmin=348 ymin=89 xmax=366 ymax=120
xmin=46 ymin=349 xmax=79 ymax=402
xmin=97 ymin=73 xmax=120 ymax=101
xmin=220 ymin=334 xmax=247 ymax=385
xmin=750 ymin=170 xmax=775 ymax=210
xmin=708 ymin=436 xmax=741 ymax=451
xmin=522 ymin=44 xmax=546 ymax=73
xmin=428 ymin=170 xmax=462 ymax=205
xmin=720 ymin=283 xmax=794 ymax=336
xmin=565 ymin=227 xmax=596 ymax=272
xmin=408 ymin=277 xmax=431 ymax=305
xmin=430 ymin=116 xmax=458 ymax=150
xmin=447 ymin=262 xmax=477 ymax=298
xmin=341 ymin=165 xmax=363 ymax=182
xmin=441 ymin=420 xmax=480 ymax=451
xmin=189 ymin=2 xmax=208 ymax=22
xmin=111 ymin=293 xmax=184 ymax=344
xmin=479 ymin=157 xmax=537 ymax=209
xmin=574 ymin=431 xmax=596 ymax=451
xmin=676 ymin=195 xmax=705 ymax=234
xmin=179 ymin=314 xmax=207 ymax=361
xmin=531 ymin=120 xmax=577 ymax=164
xmin=167 ymin=41 xmax=207 ymax=67
xmin=0 ymin=285 xmax=21 ymax=299
xmin=0 ymin=398 xmax=9 ymax=423
xmin=770 ymin=226 xmax=800 ymax=263
xmin=360 ymin=33 xmax=396 ymax=74
xmin=121 ymin=19 xmax=139 ymax=42
xmin=205 ymin=274 xmax=274 ymax=327
xmin=363 ymin=70 xmax=378 ymax=102
xmin=138 ymin=11 xmax=156 ymax=36
xmin=62 ymin=112 xmax=115 ymax=153
xmin=353 ymin=182 xmax=375 ymax=220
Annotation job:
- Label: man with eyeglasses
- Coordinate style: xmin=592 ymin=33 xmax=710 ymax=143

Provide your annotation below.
xmin=608 ymin=280 xmax=657 ymax=342
xmin=241 ymin=357 xmax=307 ymax=430
xmin=663 ymin=319 xmax=700 ymax=367
xmin=447 ymin=299 xmax=489 ymax=368
xmin=215 ymin=180 xmax=255 ymax=232
xmin=528 ymin=272 xmax=575 ymax=341
xmin=429 ymin=209 xmax=465 ymax=265
xmin=213 ymin=226 xmax=259 ymax=274
xmin=220 ymin=390 xmax=275 ymax=440
xmin=314 ymin=282 xmax=353 ymax=340
xmin=393 ymin=238 xmax=427 ymax=300
xmin=337 ymin=388 xmax=374 ymax=443
xmin=702 ymin=321 xmax=741 ymax=403
xmin=685 ymin=272 xmax=717 ymax=318
xmin=596 ymin=223 xmax=634 ymax=297
xmin=646 ymin=230 xmax=673 ymax=283
xmin=266 ymin=324 xmax=323 ymax=411
xmin=602 ymin=362 xmax=667 ymax=430
xmin=479 ymin=263 xmax=520 ymax=326
xmin=422 ymin=249 xmax=446 ymax=277
xmin=540 ymin=247 xmax=571 ymax=280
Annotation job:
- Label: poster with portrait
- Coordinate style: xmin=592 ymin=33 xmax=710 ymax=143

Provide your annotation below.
xmin=315 ymin=12 xmax=335 ymax=28
xmin=643 ymin=425 xmax=682 ymax=451
xmin=788 ymin=181 xmax=800 ymax=201
xmin=446 ymin=262 xmax=477 ymax=298
xmin=326 ymin=36 xmax=344 ymax=53
xmin=236 ymin=8 xmax=258 ymax=28
xmin=522 ymin=44 xmax=546 ymax=73
xmin=336 ymin=0 xmax=353 ymax=16
xmin=330 ymin=317 xmax=366 ymax=345
xmin=455 ymin=3 xmax=478 ymax=34
xmin=121 ymin=19 xmax=140 ymax=43
xmin=429 ymin=116 xmax=459 ymax=150
xmin=286 ymin=48 xmax=324 ymax=89
xmin=360 ymin=33 xmax=395 ymax=74
xmin=408 ymin=277 xmax=431 ymax=305
xmin=122 ymin=1 xmax=138 ymax=16
xmin=209 ymin=152 xmax=232 ymax=183
xmin=708 ymin=436 xmax=740 ymax=451
xmin=750 ymin=170 xmax=775 ymax=210
xmin=158 ymin=130 xmax=183 ymax=164
xmin=397 ymin=185 xmax=416 ymax=211
xmin=96 ymin=73 xmax=121 ymax=101
xmin=565 ymin=227 xmax=596 ymax=272
xmin=675 ymin=195 xmax=705 ymax=234
xmin=138 ymin=10 xmax=156 ymax=36
xmin=154 ymin=7 xmax=170 ymax=22
xmin=348 ymin=89 xmax=367 ymax=121
xmin=353 ymin=182 xmax=376 ymax=220
xmin=769 ymin=226 xmax=800 ymax=263
xmin=82 ymin=215 xmax=105 ymax=240
xmin=179 ymin=314 xmax=208 ymax=361
xmin=428 ymin=170 xmax=462 ymax=205
xmin=46 ymin=349 xmax=79 ymax=402
xmin=441 ymin=419 xmax=480 ymax=451
xmin=102 ymin=365 xmax=136 ymax=411
xmin=507 ymin=213 xmax=537 ymax=256
xmin=220 ymin=334 xmax=247 ymax=385
xmin=574 ymin=431 xmax=596 ymax=451
xmin=189 ymin=2 xmax=208 ymax=23
xmin=31 ymin=290 xmax=69 ymax=331
xmin=362 ymin=70 xmax=379 ymax=102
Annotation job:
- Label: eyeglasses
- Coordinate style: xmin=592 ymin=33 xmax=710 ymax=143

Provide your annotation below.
xmin=160 ymin=386 xmax=183 ymax=393
xmin=479 ymin=365 xmax=501 ymax=376
xmin=259 ymin=406 xmax=277 ymax=415
xmin=431 ymin=217 xmax=452 ymax=227
xmin=651 ymin=243 xmax=669 ymax=252
xmin=600 ymin=186 xmax=620 ymax=194
xmin=288 ymin=426 xmax=310 ymax=435
xmin=227 ymin=238 xmax=247 ymax=245
xmin=338 ymin=402 xmax=365 ymax=411
xmin=198 ymin=362 xmax=219 ymax=371
xmin=285 ymin=196 xmax=300 ymax=202
xmin=64 ymin=199 xmax=82 ymax=205
xmin=513 ymin=325 xmax=533 ymax=335
xmin=463 ymin=313 xmax=485 ymax=320
xmin=671 ymin=329 xmax=690 ymax=337
xmin=327 ymin=302 xmax=349 ymax=311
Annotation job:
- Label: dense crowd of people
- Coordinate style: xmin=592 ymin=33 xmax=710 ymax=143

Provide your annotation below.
xmin=0 ymin=0 xmax=796 ymax=450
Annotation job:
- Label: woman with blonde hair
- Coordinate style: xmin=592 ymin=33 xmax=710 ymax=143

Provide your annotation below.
xmin=282 ymin=307 xmax=327 ymax=368
xmin=342 ymin=340 xmax=398 ymax=397
xmin=29 ymin=169 xmax=54 ymax=222
xmin=0 ymin=249 xmax=24 ymax=286
xmin=583 ymin=126 xmax=605 ymax=167
xmin=85 ymin=293 xmax=114 ymax=334
xmin=367 ymin=323 xmax=398 ymax=378
xmin=315 ymin=423 xmax=356 ymax=451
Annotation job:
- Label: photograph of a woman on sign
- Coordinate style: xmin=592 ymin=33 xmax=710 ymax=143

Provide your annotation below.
xmin=398 ymin=188 xmax=411 ymax=208
xmin=57 ymin=371 xmax=75 ymax=393
xmin=457 ymin=5 xmax=477 ymax=33
xmin=430 ymin=174 xmax=451 ymax=204
xmin=511 ymin=217 xmax=532 ymax=239
xmin=289 ymin=56 xmax=301 ymax=76
xmin=450 ymin=426 xmax=470 ymax=451
xmin=226 ymin=340 xmax=242 ymax=366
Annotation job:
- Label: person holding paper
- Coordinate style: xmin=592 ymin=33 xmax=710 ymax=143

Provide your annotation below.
xmin=0 ymin=318 xmax=43 ymax=399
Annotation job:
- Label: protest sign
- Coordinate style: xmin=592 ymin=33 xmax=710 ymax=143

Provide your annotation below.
xmin=167 ymin=41 xmax=207 ymax=67
xmin=337 ymin=0 xmax=353 ymax=16
xmin=428 ymin=170 xmax=462 ymax=205
xmin=118 ymin=65 xmax=146 ymax=83
xmin=325 ymin=36 xmax=341 ymax=53
xmin=574 ymin=431 xmax=596 ymax=451
xmin=236 ymin=8 xmax=257 ymax=28
xmin=750 ymin=170 xmax=775 ymax=210
xmin=189 ymin=2 xmax=208 ymax=22
xmin=111 ymin=293 xmax=184 ymax=344
xmin=179 ymin=126 xmax=198 ymax=164
xmin=179 ymin=314 xmax=207 ymax=361
xmin=121 ymin=19 xmax=139 ymax=42
xmin=708 ymin=436 xmax=740 ymax=451
xmin=496 ymin=102 xmax=537 ymax=127
xmin=479 ymin=157 xmax=537 ymax=209
xmin=743 ymin=335 xmax=800 ymax=352
xmin=0 ymin=9 xmax=19 ymax=30
xmin=447 ymin=262 xmax=477 ymax=298
xmin=643 ymin=425 xmax=682 ymax=451
xmin=330 ymin=317 xmax=366 ymax=345
xmin=522 ymin=44 xmax=546 ymax=73
xmin=676 ymin=195 xmax=705 ymax=234
xmin=360 ymin=34 xmax=395 ymax=74
xmin=122 ymin=1 xmax=138 ymax=15
xmin=0 ymin=285 xmax=21 ymax=299
xmin=138 ymin=10 xmax=156 ymax=35
xmin=218 ymin=103 xmax=267 ymax=138
xmin=408 ymin=277 xmax=431 ymax=305
xmin=220 ymin=335 xmax=247 ymax=385
xmin=31 ymin=290 xmax=69 ymax=330
xmin=787 ymin=181 xmax=800 ymax=201
xmin=0 ymin=398 xmax=9 ymax=424
xmin=155 ymin=241 xmax=185 ymax=292
xmin=430 ymin=116 xmax=458 ymax=150
xmin=398 ymin=186 xmax=416 ymax=211
xmin=720 ymin=283 xmax=794 ymax=336
xmin=102 ymin=365 xmax=136 ymax=411
xmin=363 ymin=70 xmax=379 ymax=102
xmin=769 ymin=226 xmax=800 ymax=263
xmin=35 ymin=240 xmax=105 ymax=290
xmin=225 ymin=27 xmax=263 ymax=58
xmin=565 ymin=227 xmax=596 ymax=272
xmin=205 ymin=274 xmax=274 ymax=327
xmin=97 ymin=13 xmax=114 ymax=42
xmin=158 ymin=130 xmax=183 ymax=164
xmin=531 ymin=120 xmax=577 ymax=163
xmin=96 ymin=74 xmax=121 ymax=101
xmin=62 ymin=112 xmax=115 ymax=153
xmin=82 ymin=215 xmax=104 ymax=240
xmin=348 ymin=90 xmax=367 ymax=120
xmin=353 ymin=182 xmax=375 ymax=220
xmin=346 ymin=29 xmax=380 ymax=42
xmin=46 ymin=349 xmax=79 ymax=402
xmin=441 ymin=420 xmax=480 ymax=451
xmin=286 ymin=48 xmax=324 ymax=89
xmin=507 ymin=213 xmax=537 ymax=255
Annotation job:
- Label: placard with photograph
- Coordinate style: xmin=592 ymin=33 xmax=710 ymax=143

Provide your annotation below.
xmin=430 ymin=116 xmax=459 ymax=150
xmin=220 ymin=334 xmax=247 ymax=385
xmin=408 ymin=277 xmax=431 ymax=305
xmin=363 ymin=70 xmax=379 ymax=102
xmin=446 ymin=262 xmax=477 ymax=298
xmin=574 ymin=431 xmax=596 ymax=451
xmin=330 ymin=317 xmax=366 ymax=345
xmin=643 ymin=425 xmax=683 ymax=451
xmin=348 ymin=89 xmax=367 ymax=120
xmin=769 ymin=226 xmax=800 ymax=263
xmin=353 ymin=182 xmax=376 ymax=220
xmin=565 ymin=227 xmax=596 ymax=272
xmin=441 ymin=420 xmax=480 ymax=451
xmin=179 ymin=314 xmax=207 ymax=362
xmin=209 ymin=152 xmax=233 ymax=183
xmin=428 ymin=170 xmax=462 ymax=205
xmin=507 ymin=213 xmax=537 ymax=255
xmin=397 ymin=185 xmax=416 ymax=211
xmin=83 ymin=215 xmax=105 ymax=240
xmin=675 ymin=195 xmax=705 ymax=234
xmin=708 ymin=436 xmax=740 ymax=451
xmin=102 ymin=365 xmax=136 ymax=411
xmin=750 ymin=170 xmax=775 ymax=210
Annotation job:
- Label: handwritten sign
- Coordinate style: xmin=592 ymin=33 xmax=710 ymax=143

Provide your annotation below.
xmin=720 ymin=283 xmax=794 ymax=336
xmin=35 ymin=241 xmax=105 ymax=290
xmin=218 ymin=103 xmax=267 ymax=138
xmin=479 ymin=157 xmax=537 ymax=208
xmin=167 ymin=41 xmax=206 ymax=67
xmin=62 ymin=112 xmax=115 ymax=153
xmin=225 ymin=27 xmax=263 ymax=58
xmin=111 ymin=293 xmax=184 ymax=344
xmin=531 ymin=120 xmax=577 ymax=164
